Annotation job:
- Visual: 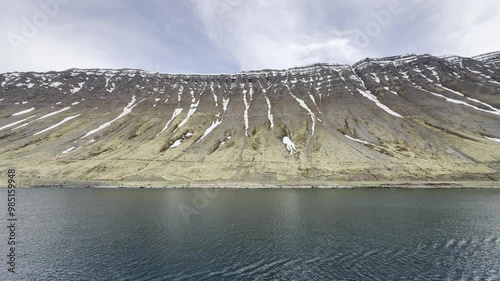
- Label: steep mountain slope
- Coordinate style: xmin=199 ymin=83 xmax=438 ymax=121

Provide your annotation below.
xmin=473 ymin=51 xmax=500 ymax=66
xmin=1 ymin=52 xmax=500 ymax=185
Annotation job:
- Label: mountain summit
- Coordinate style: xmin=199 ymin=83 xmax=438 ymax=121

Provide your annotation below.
xmin=1 ymin=52 xmax=500 ymax=186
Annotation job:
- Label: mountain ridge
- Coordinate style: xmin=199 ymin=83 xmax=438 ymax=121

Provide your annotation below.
xmin=2 ymin=51 xmax=498 ymax=77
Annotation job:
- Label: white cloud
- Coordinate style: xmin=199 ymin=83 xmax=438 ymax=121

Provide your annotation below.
xmin=0 ymin=0 xmax=499 ymax=73
xmin=432 ymin=0 xmax=500 ymax=57
xmin=193 ymin=0 xmax=365 ymax=70
xmin=0 ymin=0 xmax=194 ymax=73
xmin=193 ymin=0 xmax=500 ymax=70
xmin=1 ymin=36 xmax=117 ymax=72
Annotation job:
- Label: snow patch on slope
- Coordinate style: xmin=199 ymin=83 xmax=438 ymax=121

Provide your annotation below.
xmin=49 ymin=82 xmax=62 ymax=88
xmin=13 ymin=107 xmax=72 ymax=130
xmin=243 ymin=89 xmax=251 ymax=137
xmin=62 ymin=147 xmax=76 ymax=154
xmin=265 ymin=96 xmax=274 ymax=129
xmin=34 ymin=114 xmax=81 ymax=136
xmin=437 ymin=85 xmax=464 ymax=97
xmin=70 ymin=82 xmax=85 ymax=94
xmin=210 ymin=82 xmax=218 ymax=107
xmin=290 ymin=93 xmax=316 ymax=136
xmin=282 ymin=136 xmax=297 ymax=155
xmin=0 ymin=115 xmax=36 ymax=131
xmin=175 ymin=100 xmax=200 ymax=131
xmin=309 ymin=94 xmax=322 ymax=113
xmin=345 ymin=135 xmax=372 ymax=145
xmin=222 ymin=97 xmax=229 ymax=113
xmin=415 ymin=87 xmax=500 ymax=116
xmin=107 ymin=83 xmax=116 ymax=93
xmin=260 ymin=83 xmax=274 ymax=129
xmin=383 ymin=87 xmax=398 ymax=95
xmin=12 ymin=107 xmax=35 ymax=116
xmin=356 ymin=89 xmax=403 ymax=118
xmin=485 ymin=136 xmax=500 ymax=143
xmin=82 ymin=96 xmax=140 ymax=138
xmin=170 ymin=139 xmax=182 ymax=148
xmin=198 ymin=118 xmax=223 ymax=142
xmin=157 ymin=108 xmax=183 ymax=137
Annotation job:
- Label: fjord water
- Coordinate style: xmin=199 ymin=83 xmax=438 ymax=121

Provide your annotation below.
xmin=2 ymin=189 xmax=500 ymax=280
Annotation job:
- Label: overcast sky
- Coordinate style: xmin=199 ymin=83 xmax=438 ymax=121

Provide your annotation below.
xmin=1 ymin=0 xmax=499 ymax=73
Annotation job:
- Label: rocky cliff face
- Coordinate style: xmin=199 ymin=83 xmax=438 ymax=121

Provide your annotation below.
xmin=1 ymin=52 xmax=500 ymax=184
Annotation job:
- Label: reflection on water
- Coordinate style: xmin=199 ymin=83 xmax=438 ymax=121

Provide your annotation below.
xmin=1 ymin=188 xmax=500 ymax=280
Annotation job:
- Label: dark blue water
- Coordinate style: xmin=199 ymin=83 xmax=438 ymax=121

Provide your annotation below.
xmin=1 ymin=188 xmax=500 ymax=280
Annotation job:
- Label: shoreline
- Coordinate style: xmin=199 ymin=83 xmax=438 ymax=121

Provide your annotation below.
xmin=8 ymin=185 xmax=500 ymax=190
xmin=90 ymin=185 xmax=500 ymax=189
xmin=2 ymin=177 xmax=499 ymax=189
